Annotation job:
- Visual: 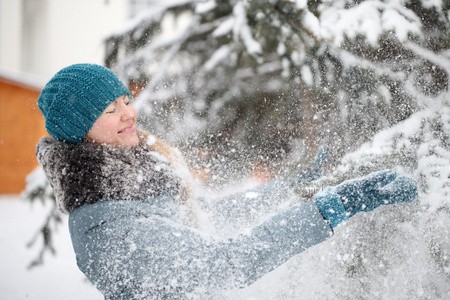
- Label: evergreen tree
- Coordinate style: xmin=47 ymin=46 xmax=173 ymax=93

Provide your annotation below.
xmin=104 ymin=0 xmax=449 ymax=182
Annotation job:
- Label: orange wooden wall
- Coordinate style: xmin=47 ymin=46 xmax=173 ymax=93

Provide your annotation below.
xmin=0 ymin=79 xmax=47 ymax=194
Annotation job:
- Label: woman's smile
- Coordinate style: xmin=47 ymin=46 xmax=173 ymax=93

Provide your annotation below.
xmin=119 ymin=124 xmax=136 ymax=134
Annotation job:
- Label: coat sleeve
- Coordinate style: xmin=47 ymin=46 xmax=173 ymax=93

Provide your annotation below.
xmin=69 ymin=199 xmax=332 ymax=299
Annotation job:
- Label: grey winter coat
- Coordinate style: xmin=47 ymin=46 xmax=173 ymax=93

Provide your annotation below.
xmin=36 ymin=135 xmax=333 ymax=299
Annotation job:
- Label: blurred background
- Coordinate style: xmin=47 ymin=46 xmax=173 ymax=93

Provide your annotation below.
xmin=1 ymin=0 xmax=449 ymax=299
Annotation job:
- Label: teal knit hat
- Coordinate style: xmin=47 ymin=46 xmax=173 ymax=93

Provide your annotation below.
xmin=38 ymin=63 xmax=130 ymax=144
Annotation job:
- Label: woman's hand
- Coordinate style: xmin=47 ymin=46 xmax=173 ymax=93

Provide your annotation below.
xmin=314 ymin=170 xmax=419 ymax=228
xmin=335 ymin=169 xmax=418 ymax=217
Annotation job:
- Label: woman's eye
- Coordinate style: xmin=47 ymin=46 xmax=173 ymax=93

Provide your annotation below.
xmin=105 ymin=109 xmax=116 ymax=114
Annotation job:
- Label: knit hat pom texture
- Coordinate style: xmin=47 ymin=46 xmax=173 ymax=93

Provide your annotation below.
xmin=38 ymin=63 xmax=130 ymax=144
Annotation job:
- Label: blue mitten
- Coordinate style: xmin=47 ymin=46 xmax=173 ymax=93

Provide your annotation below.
xmin=291 ymin=146 xmax=329 ymax=186
xmin=314 ymin=170 xmax=418 ymax=228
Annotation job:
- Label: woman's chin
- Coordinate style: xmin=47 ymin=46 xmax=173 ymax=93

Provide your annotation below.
xmin=120 ymin=133 xmax=139 ymax=147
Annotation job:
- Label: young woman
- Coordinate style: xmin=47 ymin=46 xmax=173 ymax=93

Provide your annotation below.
xmin=36 ymin=63 xmax=418 ymax=299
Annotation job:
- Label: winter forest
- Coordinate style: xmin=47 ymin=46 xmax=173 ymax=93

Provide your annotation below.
xmin=25 ymin=0 xmax=449 ymax=299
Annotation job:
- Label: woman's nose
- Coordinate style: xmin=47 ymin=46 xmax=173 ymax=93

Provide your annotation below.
xmin=120 ymin=103 xmax=136 ymax=120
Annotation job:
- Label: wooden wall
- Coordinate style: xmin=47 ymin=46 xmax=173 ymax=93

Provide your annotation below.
xmin=0 ymin=78 xmax=46 ymax=194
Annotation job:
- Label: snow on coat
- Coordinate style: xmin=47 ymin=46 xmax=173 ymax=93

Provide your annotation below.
xmin=36 ymin=133 xmax=333 ymax=299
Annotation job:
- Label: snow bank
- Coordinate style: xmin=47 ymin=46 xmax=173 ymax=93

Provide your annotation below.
xmin=0 ymin=195 xmax=102 ymax=299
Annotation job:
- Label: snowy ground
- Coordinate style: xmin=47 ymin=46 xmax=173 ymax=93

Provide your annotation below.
xmin=0 ymin=195 xmax=102 ymax=300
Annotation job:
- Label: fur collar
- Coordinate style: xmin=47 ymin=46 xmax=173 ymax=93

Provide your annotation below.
xmin=36 ymin=131 xmax=185 ymax=214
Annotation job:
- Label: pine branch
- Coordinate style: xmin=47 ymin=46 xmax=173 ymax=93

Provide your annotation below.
xmin=26 ymin=201 xmax=62 ymax=269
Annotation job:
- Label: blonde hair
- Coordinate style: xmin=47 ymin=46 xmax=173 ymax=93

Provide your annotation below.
xmin=137 ymin=129 xmax=193 ymax=199
xmin=137 ymin=130 xmax=204 ymax=227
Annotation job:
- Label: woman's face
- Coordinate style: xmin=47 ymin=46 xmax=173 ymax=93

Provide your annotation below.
xmin=86 ymin=95 xmax=139 ymax=147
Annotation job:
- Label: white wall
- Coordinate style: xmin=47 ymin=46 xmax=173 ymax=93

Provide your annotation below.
xmin=1 ymin=0 xmax=129 ymax=81
xmin=0 ymin=0 xmax=23 ymax=71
